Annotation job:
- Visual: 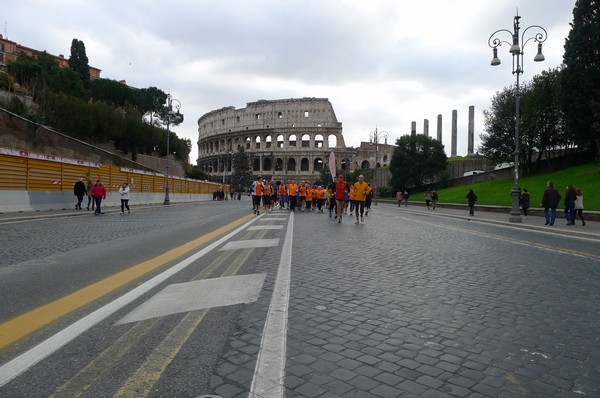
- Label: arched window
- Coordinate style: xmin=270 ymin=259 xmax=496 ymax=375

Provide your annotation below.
xmin=314 ymin=158 xmax=324 ymax=171
xmin=341 ymin=158 xmax=350 ymax=171
xmin=315 ymin=134 xmax=324 ymax=148
xmin=289 ymin=134 xmax=297 ymax=147
xmin=287 ymin=158 xmax=296 ymax=172
xmin=275 ymin=158 xmax=284 ymax=171
xmin=255 ymin=136 xmax=261 ymax=149
xmin=266 ymin=135 xmax=272 ymax=148
xmin=300 ymin=158 xmax=309 ymax=171
xmin=301 ymin=134 xmax=310 ymax=148
xmin=276 ymin=135 xmax=284 ymax=148
xmin=253 ymin=158 xmax=260 ymax=171
xmin=263 ymin=157 xmax=272 ymax=171
xmin=328 ymin=134 xmax=338 ymax=148
xmin=361 ymin=160 xmax=370 ymax=169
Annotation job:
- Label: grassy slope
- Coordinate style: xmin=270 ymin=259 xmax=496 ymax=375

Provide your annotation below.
xmin=424 ymin=163 xmax=599 ymax=211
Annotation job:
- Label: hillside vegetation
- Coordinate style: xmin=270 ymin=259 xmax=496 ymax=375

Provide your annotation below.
xmin=418 ymin=163 xmax=599 ymax=211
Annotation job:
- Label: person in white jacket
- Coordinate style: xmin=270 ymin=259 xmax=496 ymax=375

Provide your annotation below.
xmin=119 ymin=182 xmax=131 ymax=215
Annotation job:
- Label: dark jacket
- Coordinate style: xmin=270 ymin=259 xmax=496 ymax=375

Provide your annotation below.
xmin=520 ymin=192 xmax=530 ymax=209
xmin=541 ymin=186 xmax=561 ymax=208
xmin=564 ymin=188 xmax=577 ymax=207
xmin=74 ymin=180 xmax=86 ymax=197
xmin=466 ymin=190 xmax=477 ymax=206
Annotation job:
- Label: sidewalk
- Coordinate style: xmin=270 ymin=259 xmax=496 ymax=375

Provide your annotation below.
xmin=0 ymin=202 xmax=185 ymax=222
xmin=380 ymin=200 xmax=600 ymax=241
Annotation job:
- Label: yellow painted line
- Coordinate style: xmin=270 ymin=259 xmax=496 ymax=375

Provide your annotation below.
xmin=49 ymin=258 xmax=228 ymax=398
xmin=114 ymin=241 xmax=259 ymax=396
xmin=113 ymin=310 xmax=209 ymax=398
xmin=0 ymin=214 xmax=255 ymax=350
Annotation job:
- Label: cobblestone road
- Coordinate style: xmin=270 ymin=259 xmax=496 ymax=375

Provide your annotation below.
xmin=1 ymin=202 xmax=599 ymax=397
xmin=211 ymin=204 xmax=600 ymax=397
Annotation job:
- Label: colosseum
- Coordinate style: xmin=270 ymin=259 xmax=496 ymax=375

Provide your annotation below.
xmin=196 ymin=97 xmax=393 ymax=187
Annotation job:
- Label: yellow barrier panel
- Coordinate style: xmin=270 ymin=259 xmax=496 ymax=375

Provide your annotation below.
xmin=0 ymin=152 xmax=227 ymax=195
xmin=0 ymin=154 xmax=27 ymax=190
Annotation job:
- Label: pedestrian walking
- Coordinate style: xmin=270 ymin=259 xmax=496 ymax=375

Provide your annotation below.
xmin=424 ymin=189 xmax=433 ymax=209
xmin=74 ymin=178 xmax=87 ymax=210
xmin=466 ymin=189 xmax=477 ymax=216
xmin=396 ymin=190 xmax=403 ymax=207
xmin=90 ymin=179 xmax=106 ymax=215
xmin=564 ymin=184 xmax=577 ymax=226
xmin=86 ymin=179 xmax=94 ymax=211
xmin=431 ymin=190 xmax=438 ymax=209
xmin=403 ymin=190 xmax=409 ymax=207
xmin=541 ymin=180 xmax=561 ymax=226
xmin=352 ymin=175 xmax=370 ymax=224
xmin=574 ymin=187 xmax=585 ymax=226
xmin=520 ymin=188 xmax=530 ymax=217
xmin=119 ymin=182 xmax=130 ymax=215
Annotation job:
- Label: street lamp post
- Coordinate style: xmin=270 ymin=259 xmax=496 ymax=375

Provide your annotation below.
xmin=369 ymin=127 xmax=388 ymax=204
xmin=154 ymin=94 xmax=181 ymax=205
xmin=488 ymin=14 xmax=546 ymax=223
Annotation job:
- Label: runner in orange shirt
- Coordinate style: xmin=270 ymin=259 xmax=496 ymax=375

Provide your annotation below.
xmin=305 ymin=185 xmax=314 ymax=212
xmin=278 ymin=182 xmax=286 ymax=209
xmin=334 ymin=174 xmax=349 ymax=223
xmin=353 ymin=174 xmax=371 ymax=224
xmin=316 ymin=185 xmax=325 ymax=213
xmin=262 ymin=178 xmax=271 ymax=212
xmin=251 ymin=175 xmax=263 ymax=215
xmin=348 ymin=185 xmax=356 ymax=216
xmin=299 ymin=182 xmax=307 ymax=212
xmin=288 ymin=180 xmax=299 ymax=212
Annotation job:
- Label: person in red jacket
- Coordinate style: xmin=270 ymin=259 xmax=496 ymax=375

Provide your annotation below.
xmin=90 ymin=179 xmax=107 ymax=215
xmin=334 ymin=174 xmax=349 ymax=223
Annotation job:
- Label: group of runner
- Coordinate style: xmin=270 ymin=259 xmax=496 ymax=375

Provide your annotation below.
xmin=249 ymin=174 xmax=374 ymax=224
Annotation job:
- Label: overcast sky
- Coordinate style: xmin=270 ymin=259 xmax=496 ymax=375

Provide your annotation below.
xmin=4 ymin=0 xmax=576 ymax=163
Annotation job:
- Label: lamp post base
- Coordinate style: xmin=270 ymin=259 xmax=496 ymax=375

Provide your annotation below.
xmin=508 ymin=187 xmax=522 ymax=223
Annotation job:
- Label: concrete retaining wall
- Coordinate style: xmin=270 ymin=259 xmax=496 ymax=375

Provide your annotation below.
xmin=0 ymin=191 xmax=213 ymax=213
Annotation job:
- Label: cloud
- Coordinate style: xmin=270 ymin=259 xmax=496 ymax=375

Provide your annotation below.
xmin=4 ymin=0 xmax=576 ymax=162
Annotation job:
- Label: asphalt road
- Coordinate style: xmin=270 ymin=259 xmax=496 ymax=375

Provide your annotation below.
xmin=0 ymin=200 xmax=598 ymax=397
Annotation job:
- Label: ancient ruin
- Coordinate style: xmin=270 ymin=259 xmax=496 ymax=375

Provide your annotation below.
xmin=196 ymin=98 xmax=393 ymax=186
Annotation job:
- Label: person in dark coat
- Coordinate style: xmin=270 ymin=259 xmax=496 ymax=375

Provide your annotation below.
xmin=520 ymin=188 xmax=530 ymax=217
xmin=541 ymin=180 xmax=561 ymax=226
xmin=74 ymin=178 xmax=87 ymax=210
xmin=563 ymin=184 xmax=577 ymax=226
xmin=466 ymin=189 xmax=477 ymax=216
